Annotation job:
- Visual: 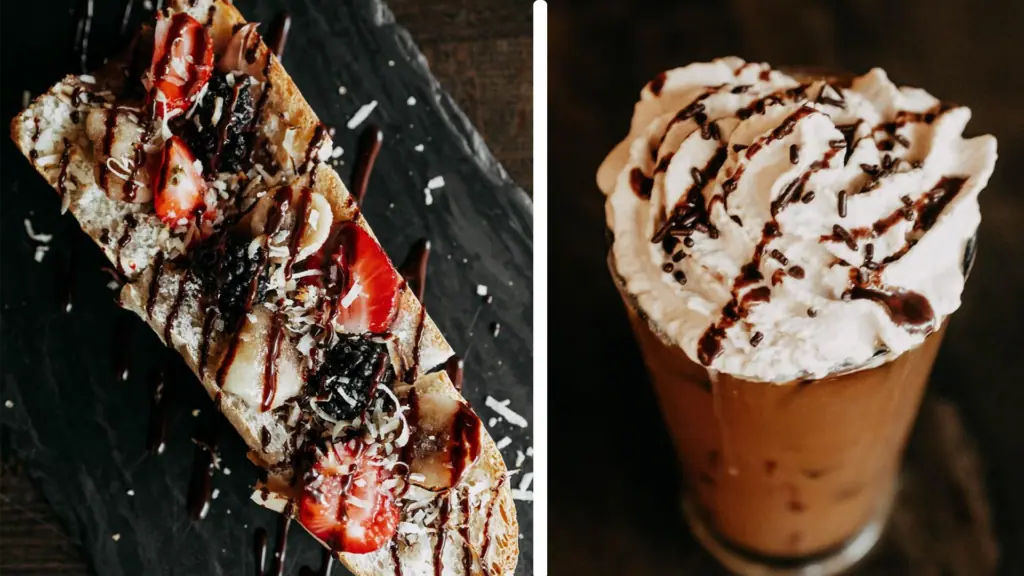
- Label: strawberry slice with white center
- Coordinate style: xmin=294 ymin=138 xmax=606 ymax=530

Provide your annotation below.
xmin=154 ymin=136 xmax=206 ymax=225
xmin=298 ymin=441 xmax=400 ymax=554
xmin=332 ymin=222 xmax=402 ymax=334
xmin=147 ymin=12 xmax=213 ymax=118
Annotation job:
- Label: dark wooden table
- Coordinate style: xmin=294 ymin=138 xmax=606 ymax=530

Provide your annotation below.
xmin=0 ymin=0 xmax=531 ymax=573
xmin=549 ymin=1 xmax=1024 ymax=575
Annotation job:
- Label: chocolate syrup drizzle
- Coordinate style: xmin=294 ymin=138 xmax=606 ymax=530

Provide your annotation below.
xmin=265 ymin=12 xmax=292 ymax=60
xmin=352 ymin=126 xmax=383 ymax=205
xmin=642 ymin=74 xmax=965 ymax=366
xmin=444 ymin=355 xmax=465 ymax=391
xmin=252 ymin=502 xmax=296 ymax=576
xmin=186 ymin=412 xmax=221 ymax=521
xmin=398 ymin=238 xmax=430 ymax=301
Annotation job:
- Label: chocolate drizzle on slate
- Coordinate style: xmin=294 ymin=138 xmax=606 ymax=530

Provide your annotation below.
xmin=186 ymin=412 xmax=220 ymax=521
xmin=444 ymin=355 xmax=465 ymax=391
xmin=265 ymin=12 xmax=292 ymax=59
xmin=352 ymin=125 xmax=383 ymax=205
xmin=253 ymin=527 xmax=268 ymax=576
xmin=146 ymin=368 xmax=168 ymax=455
xmin=398 ymin=238 xmax=430 ymax=302
xmin=254 ymin=502 xmax=295 ymax=576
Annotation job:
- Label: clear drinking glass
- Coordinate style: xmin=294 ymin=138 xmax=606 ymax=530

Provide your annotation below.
xmin=608 ymin=235 xmax=975 ymax=574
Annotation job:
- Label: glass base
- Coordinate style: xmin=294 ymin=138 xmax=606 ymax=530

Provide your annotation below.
xmin=681 ymin=485 xmax=894 ymax=576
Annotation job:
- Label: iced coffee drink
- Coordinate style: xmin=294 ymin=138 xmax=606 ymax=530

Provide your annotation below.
xmin=597 ymin=57 xmax=996 ymax=574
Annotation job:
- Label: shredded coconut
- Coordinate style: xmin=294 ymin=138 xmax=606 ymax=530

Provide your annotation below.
xmin=484 ymin=396 xmax=528 ymax=428
xmin=346 ymin=101 xmax=378 ymax=130
xmin=23 ymin=219 xmax=53 ymax=243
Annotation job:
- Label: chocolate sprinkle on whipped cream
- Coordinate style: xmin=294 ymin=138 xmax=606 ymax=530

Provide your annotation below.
xmin=598 ymin=57 xmax=997 ymax=382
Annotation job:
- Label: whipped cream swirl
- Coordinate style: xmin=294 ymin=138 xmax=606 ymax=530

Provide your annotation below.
xmin=599 ymin=57 xmax=997 ymax=382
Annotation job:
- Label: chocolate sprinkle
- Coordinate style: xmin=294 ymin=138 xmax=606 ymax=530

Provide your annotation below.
xmin=673 ymin=270 xmax=687 ymax=285
xmin=833 ymin=224 xmax=857 ymax=250
xmin=901 ymin=195 xmax=913 ymax=206
xmin=828 ymin=139 xmax=846 ymax=149
xmin=838 ymin=190 xmax=848 ymax=217
xmin=683 ymin=237 xmax=695 ymax=248
xmin=801 ymin=191 xmax=816 ymax=204
xmin=788 ymin=265 xmax=805 ymax=279
xmin=672 ymin=251 xmax=685 ymax=263
xmin=750 ymin=331 xmax=764 ymax=347
xmin=732 ymin=144 xmax=748 ymax=153
xmin=769 ymin=249 xmax=789 ymax=265
xmin=893 ymin=133 xmax=911 ymax=148
xmin=864 ymin=243 xmax=875 ymax=262
xmin=662 ymin=262 xmax=674 ymax=273
xmin=789 ymin=144 xmax=800 ymax=165
xmin=807 ymin=308 xmax=818 ymax=317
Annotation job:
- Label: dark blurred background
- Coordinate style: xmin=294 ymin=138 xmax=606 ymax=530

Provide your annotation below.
xmin=549 ymin=1 xmax=1024 ymax=574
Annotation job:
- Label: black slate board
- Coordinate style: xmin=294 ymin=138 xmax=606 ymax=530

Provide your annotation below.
xmin=0 ymin=1 xmax=533 ymax=574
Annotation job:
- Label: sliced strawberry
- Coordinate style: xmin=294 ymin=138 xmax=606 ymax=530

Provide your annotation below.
xmin=331 ymin=223 xmax=402 ymax=334
xmin=298 ymin=442 xmax=400 ymax=554
xmin=154 ymin=136 xmax=206 ymax=224
xmin=147 ymin=12 xmax=213 ymax=118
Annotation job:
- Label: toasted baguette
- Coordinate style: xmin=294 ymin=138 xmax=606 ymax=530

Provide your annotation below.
xmin=9 ymin=1 xmax=518 ymax=574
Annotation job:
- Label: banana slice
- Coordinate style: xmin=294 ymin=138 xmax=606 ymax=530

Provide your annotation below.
xmin=85 ymin=107 xmax=154 ymax=203
xmin=247 ymin=186 xmax=333 ymax=262
xmin=404 ymin=384 xmax=484 ymax=491
xmin=217 ymin=307 xmax=304 ymax=411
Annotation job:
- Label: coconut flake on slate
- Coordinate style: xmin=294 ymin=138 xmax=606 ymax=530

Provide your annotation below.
xmin=347 ymin=100 xmax=378 ymax=130
xmin=484 ymin=396 xmax=528 ymax=428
